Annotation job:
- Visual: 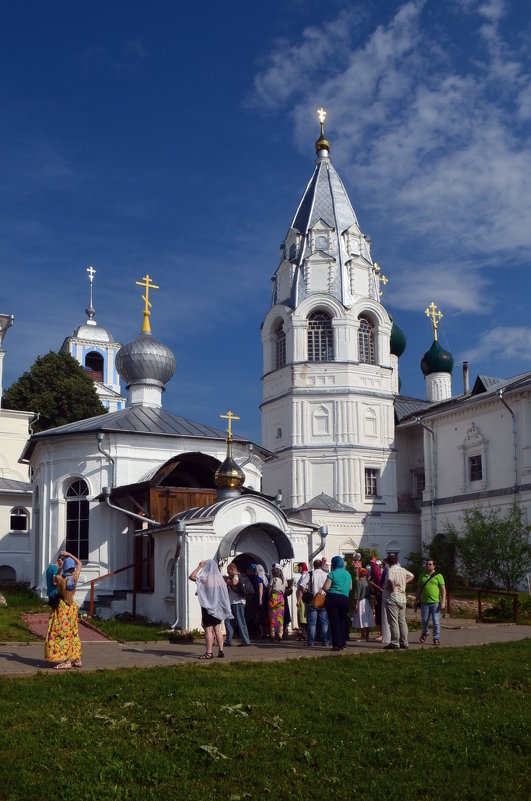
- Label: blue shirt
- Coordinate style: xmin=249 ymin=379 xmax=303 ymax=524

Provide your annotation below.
xmin=46 ymin=564 xmax=58 ymax=599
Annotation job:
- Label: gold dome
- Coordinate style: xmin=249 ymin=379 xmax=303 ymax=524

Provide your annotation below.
xmin=214 ymin=441 xmax=245 ymax=490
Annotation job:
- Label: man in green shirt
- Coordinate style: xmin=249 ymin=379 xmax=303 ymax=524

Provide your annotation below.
xmin=416 ymin=559 xmax=446 ymax=645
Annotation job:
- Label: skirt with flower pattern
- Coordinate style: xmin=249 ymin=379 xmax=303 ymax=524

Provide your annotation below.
xmin=45 ymin=599 xmax=82 ymax=663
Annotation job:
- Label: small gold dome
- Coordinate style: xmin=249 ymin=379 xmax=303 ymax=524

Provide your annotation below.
xmin=214 ymin=443 xmax=245 ymax=490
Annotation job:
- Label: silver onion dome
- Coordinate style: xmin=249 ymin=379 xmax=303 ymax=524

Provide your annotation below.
xmin=116 ymin=332 xmax=176 ymax=388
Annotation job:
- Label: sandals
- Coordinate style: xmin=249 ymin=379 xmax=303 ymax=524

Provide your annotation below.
xmin=433 ymin=639 xmax=440 ymax=646
xmin=72 ymin=660 xmax=83 ymax=668
xmin=218 ymin=651 xmax=225 ymax=658
xmin=198 ymin=653 xmax=213 ymax=660
xmin=55 ymin=661 xmax=72 ymax=670
xmin=419 ymin=634 xmax=427 ymax=643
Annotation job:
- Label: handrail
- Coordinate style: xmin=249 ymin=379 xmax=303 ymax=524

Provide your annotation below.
xmin=444 ymin=586 xmax=519 ymax=623
xmin=80 ymin=558 xmax=150 ymax=618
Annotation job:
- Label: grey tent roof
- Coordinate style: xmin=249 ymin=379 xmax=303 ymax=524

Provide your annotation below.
xmin=296 ymin=492 xmax=356 ymax=512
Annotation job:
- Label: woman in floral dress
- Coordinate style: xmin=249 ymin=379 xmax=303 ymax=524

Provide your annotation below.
xmin=45 ymin=551 xmax=83 ymax=670
xmin=268 ymin=566 xmax=286 ymax=640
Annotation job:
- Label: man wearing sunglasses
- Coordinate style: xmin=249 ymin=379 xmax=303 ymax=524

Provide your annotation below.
xmin=416 ymin=559 xmax=446 ymax=646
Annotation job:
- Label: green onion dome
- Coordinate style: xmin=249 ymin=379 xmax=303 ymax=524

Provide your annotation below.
xmin=420 ymin=340 xmax=454 ymax=376
xmin=390 ymin=323 xmax=406 ymax=358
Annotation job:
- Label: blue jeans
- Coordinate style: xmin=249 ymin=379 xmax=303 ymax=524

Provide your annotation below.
xmin=421 ymin=602 xmax=441 ymax=640
xmin=306 ymin=604 xmax=330 ymax=646
xmin=224 ymin=602 xmax=251 ymax=645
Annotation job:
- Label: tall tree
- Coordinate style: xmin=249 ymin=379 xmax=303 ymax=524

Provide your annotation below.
xmin=445 ymin=504 xmax=531 ymax=590
xmin=3 ymin=351 xmax=106 ymax=432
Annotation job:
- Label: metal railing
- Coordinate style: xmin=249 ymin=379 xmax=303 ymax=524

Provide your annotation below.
xmin=445 ymin=587 xmax=519 ymax=623
xmin=81 ymin=557 xmax=150 ymax=618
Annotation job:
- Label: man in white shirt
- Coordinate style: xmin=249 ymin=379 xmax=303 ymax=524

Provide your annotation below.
xmin=384 ymin=553 xmax=414 ymax=650
xmin=304 ymin=559 xmax=330 ymax=647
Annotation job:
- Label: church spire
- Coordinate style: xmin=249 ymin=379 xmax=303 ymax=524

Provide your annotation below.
xmin=85 ymin=265 xmax=96 ymax=324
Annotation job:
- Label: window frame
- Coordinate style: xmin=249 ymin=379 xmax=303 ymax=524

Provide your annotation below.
xmin=65 ymin=479 xmax=89 ymax=561
xmin=307 ymin=311 xmax=334 ymax=362
xmin=358 ymin=316 xmax=376 ymax=364
xmin=364 ymin=467 xmax=380 ymax=498
xmin=10 ymin=506 xmax=29 ymax=533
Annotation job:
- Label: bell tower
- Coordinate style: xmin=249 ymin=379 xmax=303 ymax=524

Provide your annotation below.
xmin=261 ymin=112 xmax=404 ymax=513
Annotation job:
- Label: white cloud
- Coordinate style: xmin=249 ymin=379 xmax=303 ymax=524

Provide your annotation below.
xmin=462 ymin=326 xmax=531 ymax=363
xmin=250 ymin=1 xmax=531 ymax=315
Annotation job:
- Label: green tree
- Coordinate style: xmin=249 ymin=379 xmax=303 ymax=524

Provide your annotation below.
xmin=445 ymin=504 xmax=531 ymax=590
xmin=428 ymin=531 xmax=461 ymax=586
xmin=3 ymin=351 xmax=106 ymax=432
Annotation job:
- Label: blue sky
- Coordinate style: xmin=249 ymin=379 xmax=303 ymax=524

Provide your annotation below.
xmin=1 ymin=0 xmax=530 ymax=443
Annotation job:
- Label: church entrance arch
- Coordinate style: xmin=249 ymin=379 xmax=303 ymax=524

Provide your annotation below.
xmin=217 ymin=523 xmax=294 ymax=571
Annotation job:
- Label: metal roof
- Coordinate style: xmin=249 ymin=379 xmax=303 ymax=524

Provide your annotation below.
xmin=21 ymin=406 xmax=269 ymax=460
xmin=394 ymin=395 xmax=431 ymax=422
xmin=296 ymin=492 xmax=356 ymax=512
xmin=0 ymin=477 xmax=32 ymax=493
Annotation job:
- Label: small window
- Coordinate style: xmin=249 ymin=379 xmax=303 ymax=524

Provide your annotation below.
xmin=276 ymin=428 xmax=282 ymax=439
xmin=275 ymin=324 xmax=286 ymax=369
xmin=358 ymin=317 xmax=375 ymax=364
xmin=412 ymin=471 xmax=425 ymax=499
xmin=10 ymin=507 xmax=28 ymax=532
xmin=85 ymin=351 xmax=104 ymax=381
xmin=315 ymin=234 xmax=328 ymax=251
xmin=365 ymin=468 xmax=379 ymax=498
xmin=469 ymin=455 xmax=482 ymax=482
xmin=308 ymin=311 xmax=334 ymax=362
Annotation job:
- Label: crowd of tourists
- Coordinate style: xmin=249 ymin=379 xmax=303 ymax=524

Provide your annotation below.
xmin=188 ymin=553 xmax=446 ymax=659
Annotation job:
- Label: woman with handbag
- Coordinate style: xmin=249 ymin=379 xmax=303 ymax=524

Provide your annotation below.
xmin=268 ymin=566 xmax=286 ymax=641
xmin=322 ymin=556 xmax=353 ymax=651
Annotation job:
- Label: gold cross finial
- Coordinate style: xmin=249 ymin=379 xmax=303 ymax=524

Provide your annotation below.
xmin=135 ymin=274 xmax=160 ymax=333
xmin=317 ymin=107 xmax=327 ymax=135
xmin=86 ymin=265 xmax=96 ymax=283
xmin=373 ymin=263 xmax=388 ymax=298
xmin=220 ymin=410 xmax=240 ymax=442
xmin=425 ymin=301 xmax=443 ymax=341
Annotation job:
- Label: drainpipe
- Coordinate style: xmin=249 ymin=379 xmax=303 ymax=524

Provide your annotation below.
xmin=309 ymin=524 xmax=328 ymax=563
xmin=462 ymin=361 xmax=470 ymax=396
xmin=101 ymin=485 xmax=161 ymax=527
xmin=416 ymin=417 xmax=437 ymax=540
xmin=171 ymin=520 xmax=186 ymax=630
xmin=498 ymin=389 xmax=518 ymax=492
xmin=237 ymin=442 xmax=254 ymax=470
xmin=97 ymin=433 xmax=116 ymax=488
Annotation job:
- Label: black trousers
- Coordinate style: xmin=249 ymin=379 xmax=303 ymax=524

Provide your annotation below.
xmin=325 ymin=593 xmax=349 ymax=649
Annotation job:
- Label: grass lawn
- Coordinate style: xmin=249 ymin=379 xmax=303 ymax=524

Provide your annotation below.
xmin=0 ymin=587 xmax=48 ymax=642
xmin=0 ymin=641 xmax=529 ymax=801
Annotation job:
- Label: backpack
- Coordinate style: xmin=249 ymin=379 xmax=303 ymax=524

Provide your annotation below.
xmin=234 ymin=572 xmax=254 ymax=597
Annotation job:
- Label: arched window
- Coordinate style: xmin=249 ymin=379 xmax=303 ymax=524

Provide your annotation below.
xmin=10 ymin=507 xmax=28 ymax=532
xmin=275 ymin=323 xmax=286 ymax=369
xmin=85 ymin=351 xmax=104 ymax=381
xmin=358 ymin=316 xmax=375 ymax=364
xmin=66 ymin=480 xmax=89 ymax=560
xmin=307 ymin=311 xmax=334 ymax=362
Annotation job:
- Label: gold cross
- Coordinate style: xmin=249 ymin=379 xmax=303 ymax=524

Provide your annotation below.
xmin=86 ymin=265 xmax=96 ymax=283
xmin=374 ymin=263 xmax=388 ymax=297
xmin=317 ymin=107 xmax=327 ymax=135
xmin=425 ymin=301 xmax=443 ymax=340
xmin=220 ymin=410 xmax=240 ymax=441
xmin=136 ymin=274 xmax=160 ymax=333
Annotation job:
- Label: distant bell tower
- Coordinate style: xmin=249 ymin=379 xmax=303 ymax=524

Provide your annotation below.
xmin=261 ymin=111 xmax=404 ymax=512
xmin=61 ymin=267 xmax=126 ymax=412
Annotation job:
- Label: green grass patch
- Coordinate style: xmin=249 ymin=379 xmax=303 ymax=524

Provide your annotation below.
xmin=86 ymin=616 xmax=190 ymax=643
xmin=0 ymin=586 xmax=47 ymax=642
xmin=0 ymin=641 xmax=529 ymax=801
